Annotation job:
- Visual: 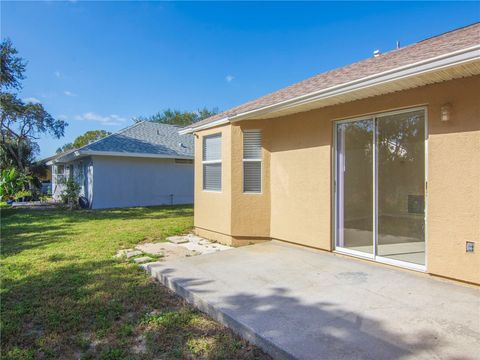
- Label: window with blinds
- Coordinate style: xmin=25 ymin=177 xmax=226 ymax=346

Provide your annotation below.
xmin=202 ymin=133 xmax=222 ymax=191
xmin=243 ymin=130 xmax=262 ymax=193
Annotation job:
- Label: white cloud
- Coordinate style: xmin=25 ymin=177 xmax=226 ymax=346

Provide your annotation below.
xmin=54 ymin=71 xmax=61 ymax=78
xmin=57 ymin=114 xmax=68 ymax=121
xmin=225 ymin=74 xmax=235 ymax=83
xmin=74 ymin=112 xmax=127 ymax=126
xmin=64 ymin=90 xmax=77 ymax=97
xmin=23 ymin=97 xmax=41 ymax=104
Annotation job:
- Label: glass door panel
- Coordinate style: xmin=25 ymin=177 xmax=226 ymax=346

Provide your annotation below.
xmin=336 ymin=119 xmax=374 ymax=255
xmin=376 ymin=110 xmax=425 ymax=265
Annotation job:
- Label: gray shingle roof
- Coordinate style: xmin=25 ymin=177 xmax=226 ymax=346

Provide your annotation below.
xmin=78 ymin=121 xmax=193 ymax=158
xmin=188 ymin=22 xmax=480 ymax=130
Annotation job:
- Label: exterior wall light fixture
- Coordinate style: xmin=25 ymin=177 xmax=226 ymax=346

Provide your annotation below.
xmin=440 ymin=103 xmax=452 ymax=122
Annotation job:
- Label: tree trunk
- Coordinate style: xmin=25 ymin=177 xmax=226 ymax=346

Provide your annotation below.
xmin=5 ymin=142 xmax=24 ymax=171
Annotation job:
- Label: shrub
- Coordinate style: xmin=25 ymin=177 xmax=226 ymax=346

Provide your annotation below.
xmin=14 ymin=190 xmax=32 ymax=201
xmin=59 ymin=178 xmax=81 ymax=209
xmin=0 ymin=168 xmax=32 ymax=201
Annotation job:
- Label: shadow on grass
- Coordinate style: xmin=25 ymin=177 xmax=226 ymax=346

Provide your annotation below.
xmin=1 ymin=204 xmax=265 ymax=359
xmin=0 ymin=205 xmax=193 ymax=257
xmin=1 ymin=204 xmax=193 ymax=224
xmin=1 ymin=256 xmax=264 ymax=359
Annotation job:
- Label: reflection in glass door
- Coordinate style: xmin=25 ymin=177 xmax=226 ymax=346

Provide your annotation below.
xmin=377 ymin=110 xmax=425 ymax=266
xmin=336 ymin=119 xmax=374 ymax=256
xmin=335 ymin=108 xmax=426 ymax=269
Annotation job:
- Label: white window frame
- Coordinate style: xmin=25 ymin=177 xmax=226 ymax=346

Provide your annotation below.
xmin=54 ymin=164 xmax=66 ymax=183
xmin=54 ymin=164 xmax=65 ymax=175
xmin=202 ymin=133 xmax=222 ymax=192
xmin=243 ymin=129 xmax=262 ymax=194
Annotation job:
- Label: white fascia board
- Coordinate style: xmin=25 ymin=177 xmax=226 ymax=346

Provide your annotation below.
xmin=53 ymin=150 xmax=194 ymax=163
xmin=78 ymin=150 xmax=194 ymax=160
xmin=184 ymin=45 xmax=480 ymax=131
xmin=178 ymin=117 xmax=230 ymax=135
xmin=51 ymin=150 xmax=81 ymax=163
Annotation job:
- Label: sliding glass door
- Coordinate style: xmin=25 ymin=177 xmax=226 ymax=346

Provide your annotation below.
xmin=336 ymin=119 xmax=374 ymax=257
xmin=335 ymin=108 xmax=426 ymax=269
xmin=376 ymin=110 xmax=426 ymax=266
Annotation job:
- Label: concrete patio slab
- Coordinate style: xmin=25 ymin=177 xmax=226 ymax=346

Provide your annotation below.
xmin=147 ymin=241 xmax=480 ymax=360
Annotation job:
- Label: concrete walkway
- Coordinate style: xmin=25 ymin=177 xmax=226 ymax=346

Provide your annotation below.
xmin=145 ymin=241 xmax=480 ymax=360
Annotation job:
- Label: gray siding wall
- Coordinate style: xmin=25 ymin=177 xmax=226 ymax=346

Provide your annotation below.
xmin=91 ymin=156 xmax=193 ymax=209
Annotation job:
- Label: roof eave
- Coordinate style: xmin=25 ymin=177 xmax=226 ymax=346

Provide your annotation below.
xmin=179 ymin=117 xmax=230 ymax=135
xmin=182 ymin=45 xmax=480 ymax=134
xmin=52 ymin=150 xmax=194 ymax=163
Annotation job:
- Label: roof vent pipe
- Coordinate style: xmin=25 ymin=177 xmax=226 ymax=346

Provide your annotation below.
xmin=373 ymin=49 xmax=381 ymax=57
xmin=396 ymin=40 xmax=400 ymax=49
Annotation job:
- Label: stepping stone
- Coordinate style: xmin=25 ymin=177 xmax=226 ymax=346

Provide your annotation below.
xmin=133 ymin=256 xmax=153 ymax=263
xmin=125 ymin=250 xmax=143 ymax=258
xmin=186 ymin=234 xmax=204 ymax=242
xmin=135 ymin=243 xmax=164 ymax=255
xmin=140 ymin=261 xmax=164 ymax=271
xmin=167 ymin=236 xmax=189 ymax=244
xmin=115 ymin=248 xmax=134 ymax=258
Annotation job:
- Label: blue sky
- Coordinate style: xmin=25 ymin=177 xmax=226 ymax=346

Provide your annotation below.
xmin=2 ymin=1 xmax=479 ymax=159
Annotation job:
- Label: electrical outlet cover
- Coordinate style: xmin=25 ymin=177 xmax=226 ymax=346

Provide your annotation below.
xmin=466 ymin=241 xmax=474 ymax=253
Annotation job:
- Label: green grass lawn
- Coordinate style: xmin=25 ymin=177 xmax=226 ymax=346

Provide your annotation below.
xmin=0 ymin=206 xmax=269 ymax=360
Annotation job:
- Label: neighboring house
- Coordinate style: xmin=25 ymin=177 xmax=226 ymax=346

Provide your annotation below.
xmin=47 ymin=121 xmax=194 ymax=209
xmin=36 ymin=153 xmax=57 ymax=194
xmin=180 ymin=23 xmax=480 ymax=285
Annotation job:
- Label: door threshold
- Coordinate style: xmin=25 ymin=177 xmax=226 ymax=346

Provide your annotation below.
xmin=334 ymin=247 xmax=374 ymax=260
xmin=334 ymin=249 xmax=426 ymax=272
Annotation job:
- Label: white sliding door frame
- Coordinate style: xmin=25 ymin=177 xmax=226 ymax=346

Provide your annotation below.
xmin=332 ymin=106 xmax=428 ymax=272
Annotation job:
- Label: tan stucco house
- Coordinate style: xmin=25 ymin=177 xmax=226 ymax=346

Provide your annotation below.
xmin=180 ymin=23 xmax=480 ymax=285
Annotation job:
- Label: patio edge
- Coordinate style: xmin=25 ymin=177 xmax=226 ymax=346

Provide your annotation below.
xmin=145 ymin=262 xmax=297 ymax=360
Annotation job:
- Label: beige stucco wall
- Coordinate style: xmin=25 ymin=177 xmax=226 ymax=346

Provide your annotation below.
xmin=426 ymin=77 xmax=479 ymax=285
xmin=193 ymin=121 xmax=272 ymax=245
xmin=194 ymin=75 xmax=480 ymax=284
xmin=230 ymin=121 xmax=271 ymax=239
xmin=194 ymin=125 xmax=232 ymax=238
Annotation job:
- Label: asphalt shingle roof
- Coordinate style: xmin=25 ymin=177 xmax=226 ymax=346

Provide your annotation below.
xmin=189 ymin=23 xmax=480 ymax=130
xmin=79 ymin=121 xmax=194 ymax=158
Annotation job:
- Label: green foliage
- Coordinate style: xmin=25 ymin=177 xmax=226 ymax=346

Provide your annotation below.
xmin=14 ymin=190 xmax=31 ymax=201
xmin=56 ymin=130 xmax=111 ymax=154
xmin=141 ymin=310 xmax=193 ymax=329
xmin=0 ymin=38 xmax=67 ymax=172
xmin=99 ymin=348 xmax=129 ymax=360
xmin=59 ymin=178 xmax=81 ymax=209
xmin=0 ymin=39 xmax=26 ymax=90
xmin=134 ymin=107 xmax=218 ymax=126
xmin=3 ymin=347 xmax=35 ymax=360
xmin=0 ymin=167 xmax=32 ymax=201
xmin=0 ymin=138 xmax=37 ymax=171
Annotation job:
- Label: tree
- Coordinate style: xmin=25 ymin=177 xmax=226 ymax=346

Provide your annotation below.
xmin=0 ymin=137 xmax=37 ymax=169
xmin=56 ymin=130 xmax=111 ymax=153
xmin=134 ymin=107 xmax=218 ymax=126
xmin=1 ymin=38 xmax=26 ymax=90
xmin=0 ymin=39 xmax=67 ymax=172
